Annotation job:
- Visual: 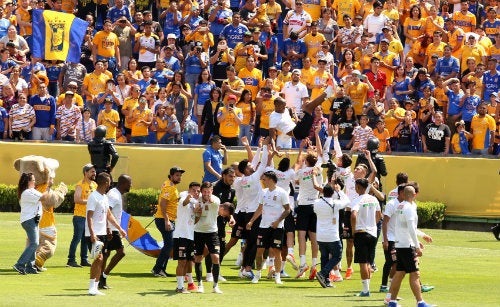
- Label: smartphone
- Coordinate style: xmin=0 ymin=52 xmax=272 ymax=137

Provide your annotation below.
xmin=229 ymin=104 xmax=234 ymax=108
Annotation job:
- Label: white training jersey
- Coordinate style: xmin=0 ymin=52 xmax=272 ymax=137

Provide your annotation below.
xmin=394 ymin=200 xmax=419 ymax=248
xmin=351 ymin=193 xmax=380 ymax=237
xmin=387 ymin=187 xmax=398 ymax=202
xmin=314 ymin=191 xmax=350 ymax=242
xmin=383 ymin=197 xmax=399 ymax=242
xmin=232 ymin=176 xmax=245 ymax=213
xmin=269 ymin=111 xmax=294 ymax=148
xmin=295 ymin=165 xmax=322 ymax=205
xmin=194 ymin=195 xmax=220 ymax=233
xmin=173 ymin=194 xmax=198 ymax=240
xmin=259 ymin=186 xmax=289 ymax=228
xmin=85 ymin=191 xmax=108 ymax=236
xmin=107 ymin=188 xmax=123 ymax=231
xmin=233 ymin=145 xmax=268 ymax=212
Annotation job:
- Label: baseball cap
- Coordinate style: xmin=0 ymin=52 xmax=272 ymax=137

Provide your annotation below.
xmin=318 ymin=57 xmax=327 ymax=63
xmin=103 ymin=97 xmax=113 ymax=104
xmin=227 ymin=94 xmax=237 ymax=101
xmin=83 ymin=163 xmax=94 ymax=174
xmin=169 ymin=166 xmax=185 ymax=175
xmin=292 ymin=69 xmax=301 ymax=75
xmin=65 ymin=91 xmax=74 ymax=96
xmin=380 ymin=38 xmax=390 ymax=44
xmin=167 ymin=33 xmax=177 ymax=39
xmin=382 ymin=26 xmax=391 ymax=31
xmin=68 ymin=81 xmax=78 ymax=87
xmin=351 ymin=70 xmax=361 ymax=77
xmin=244 ymin=31 xmax=252 ymax=37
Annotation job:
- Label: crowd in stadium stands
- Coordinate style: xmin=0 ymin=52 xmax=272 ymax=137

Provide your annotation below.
xmin=0 ymin=0 xmax=499 ymax=156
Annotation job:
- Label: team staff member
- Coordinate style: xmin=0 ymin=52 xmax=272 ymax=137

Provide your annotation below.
xmin=247 ymin=171 xmax=291 ymax=285
xmin=99 ymin=174 xmax=132 ymax=290
xmin=67 ymin=164 xmax=97 ymax=268
xmin=85 ymin=172 xmax=126 ymax=296
xmin=152 ymin=166 xmax=185 ymax=277
xmin=193 ymin=182 xmax=223 ymax=294
xmin=351 ymin=178 xmax=381 ymax=297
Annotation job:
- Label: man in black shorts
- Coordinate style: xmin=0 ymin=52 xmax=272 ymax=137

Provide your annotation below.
xmin=388 ymin=186 xmax=434 ymax=307
xmin=99 ymin=174 xmax=132 ymax=290
xmin=193 ymin=182 xmax=223 ymax=294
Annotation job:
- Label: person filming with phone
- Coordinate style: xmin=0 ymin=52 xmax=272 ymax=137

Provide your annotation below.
xmin=217 ymin=94 xmax=243 ymax=146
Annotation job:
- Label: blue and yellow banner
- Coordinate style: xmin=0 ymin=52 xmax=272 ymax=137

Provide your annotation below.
xmin=32 ymin=10 xmax=88 ymax=63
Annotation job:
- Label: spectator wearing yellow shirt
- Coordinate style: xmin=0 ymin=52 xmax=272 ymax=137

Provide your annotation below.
xmin=332 ymin=0 xmax=361 ymax=28
xmin=217 ymin=94 xmax=243 ymax=146
xmin=236 ymin=88 xmax=256 ymax=143
xmin=57 ymin=82 xmax=84 ymax=110
xmin=424 ymin=31 xmax=447 ymax=68
xmin=452 ymin=0 xmax=476 ymax=33
xmin=128 ymin=95 xmax=153 ymax=143
xmin=97 ymin=98 xmax=120 ymax=142
xmin=460 ymin=35 xmax=487 ymax=73
xmin=82 ymin=60 xmax=111 ymax=120
xmin=152 ymin=166 xmax=185 ymax=277
xmin=375 ymin=39 xmax=400 ymax=97
xmin=185 ymin=20 xmax=215 ymax=52
xmin=92 ymin=19 xmax=121 ymax=77
xmin=308 ymin=58 xmax=332 ymax=115
xmin=373 ymin=119 xmax=391 ymax=153
xmin=300 ymin=57 xmax=316 ymax=89
xmin=121 ymin=85 xmax=140 ymax=141
xmin=345 ymin=70 xmax=374 ymax=116
xmin=451 ymin=120 xmax=472 ymax=154
xmin=238 ymin=56 xmax=263 ymax=101
xmin=443 ymin=18 xmax=465 ymax=59
xmin=304 ymin=21 xmax=326 ymax=67
xmin=470 ymin=103 xmax=496 ymax=154
xmin=403 ymin=5 xmax=426 ymax=54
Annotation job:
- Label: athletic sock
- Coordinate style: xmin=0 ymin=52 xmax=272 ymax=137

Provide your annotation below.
xmin=362 ymin=279 xmax=370 ymax=292
xmin=268 ymin=258 xmax=275 ymax=267
xmin=205 ymin=257 xmax=212 ymax=273
xmin=282 ymin=261 xmax=286 ymax=271
xmin=89 ymin=279 xmax=95 ymax=291
xmin=186 ymin=273 xmax=194 ymax=284
xmin=288 ymin=248 xmax=294 ymax=255
xmin=195 ymin=262 xmax=203 ymax=283
xmin=311 ymin=258 xmax=317 ymax=267
xmin=299 ymin=255 xmax=306 ymax=266
xmin=102 ymin=273 xmax=108 ymax=278
xmin=386 ymin=293 xmax=392 ymax=300
xmin=176 ymin=276 xmax=184 ymax=289
xmin=212 ymin=264 xmax=220 ymax=284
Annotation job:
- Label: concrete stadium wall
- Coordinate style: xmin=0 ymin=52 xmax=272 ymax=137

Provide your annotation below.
xmin=1 ymin=141 xmax=499 ymax=218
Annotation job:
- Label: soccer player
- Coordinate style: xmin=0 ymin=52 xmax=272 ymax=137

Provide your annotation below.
xmin=99 ymin=175 xmax=132 ymax=290
xmin=351 ymin=178 xmax=382 ymax=297
xmin=193 ymin=182 xmax=223 ymax=294
xmin=246 ymin=171 xmax=291 ymax=284
xmin=85 ymin=173 xmax=126 ymax=296
xmin=387 ymin=186 xmax=434 ymax=307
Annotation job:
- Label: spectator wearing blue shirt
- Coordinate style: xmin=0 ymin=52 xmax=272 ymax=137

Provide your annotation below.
xmin=434 ymin=45 xmax=460 ymax=80
xmin=0 ymin=7 xmax=10 ymax=38
xmin=0 ymin=47 xmax=17 ymax=78
xmin=106 ymin=0 xmax=131 ymax=23
xmin=259 ymin=22 xmax=278 ymax=78
xmin=459 ymin=80 xmax=481 ymax=130
xmin=443 ymin=78 xmax=464 ymax=134
xmin=281 ymin=31 xmax=307 ymax=69
xmin=184 ymin=43 xmax=209 ymax=108
xmin=0 ymin=105 xmax=7 ymax=139
xmin=153 ymin=59 xmax=174 ymax=89
xmin=202 ymin=135 xmax=228 ymax=183
xmin=29 ymin=84 xmax=56 ymax=141
xmin=411 ymin=68 xmax=435 ymax=99
xmin=184 ymin=7 xmax=206 ymax=31
xmin=482 ymin=58 xmax=500 ymax=100
xmin=208 ymin=2 xmax=233 ymax=42
xmin=137 ymin=66 xmax=153 ymax=93
xmin=160 ymin=0 xmax=182 ymax=39
xmin=220 ymin=12 xmax=249 ymax=49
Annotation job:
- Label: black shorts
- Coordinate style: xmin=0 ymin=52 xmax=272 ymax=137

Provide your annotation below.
xmin=284 ymin=211 xmax=295 ymax=233
xmin=85 ymin=235 xmax=107 ymax=253
xmin=295 ymin=205 xmax=317 ymax=232
xmin=396 ymin=247 xmax=419 ymax=273
xmin=173 ymin=238 xmax=195 ymax=261
xmin=231 ymin=211 xmax=246 ymax=239
xmin=342 ymin=210 xmax=352 ymax=239
xmin=353 ymin=232 xmax=377 ymax=264
xmin=256 ymin=227 xmax=284 ymax=249
xmin=220 ymin=136 xmax=238 ymax=146
xmin=105 ymin=231 xmax=123 ymax=251
xmin=194 ymin=232 xmax=220 ymax=256
xmin=383 ymin=241 xmax=397 ymax=265
xmin=292 ymin=112 xmax=314 ymax=140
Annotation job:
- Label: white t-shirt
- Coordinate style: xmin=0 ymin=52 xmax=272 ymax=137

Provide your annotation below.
xmin=363 ymin=14 xmax=389 ymax=43
xmin=194 ymin=195 xmax=220 ymax=233
xmin=173 ymin=194 xmax=198 ymax=240
xmin=232 ymin=176 xmax=245 ymax=213
xmin=394 ymin=200 xmax=419 ymax=248
xmin=19 ymin=188 xmax=43 ymax=223
xmin=295 ymin=165 xmax=322 ymax=206
xmin=383 ymin=197 xmax=399 ymax=242
xmin=314 ymin=191 xmax=350 ymax=242
xmin=267 ymin=167 xmax=295 ymax=209
xmin=351 ymin=193 xmax=381 ymax=237
xmin=107 ymin=188 xmax=123 ymax=231
xmin=269 ymin=111 xmax=294 ymax=149
xmin=85 ymin=191 xmax=109 ymax=236
xmin=281 ymin=81 xmax=308 ymax=112
xmin=259 ymin=186 xmax=289 ymax=228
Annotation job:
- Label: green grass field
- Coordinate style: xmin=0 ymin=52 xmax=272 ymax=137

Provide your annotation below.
xmin=1 ymin=213 xmax=499 ymax=307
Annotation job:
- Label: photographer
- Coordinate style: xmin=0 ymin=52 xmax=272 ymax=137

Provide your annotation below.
xmin=184 ymin=41 xmax=209 ymax=106
xmin=210 ymin=38 xmax=235 ymax=87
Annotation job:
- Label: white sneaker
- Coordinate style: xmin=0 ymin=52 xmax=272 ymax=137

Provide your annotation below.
xmin=89 ymin=289 xmax=105 ymax=296
xmin=241 ymin=270 xmax=254 ymax=279
xmin=212 ymin=286 xmax=223 ymax=294
xmin=275 ymin=277 xmax=283 ymax=285
xmin=235 ymin=253 xmax=242 ymax=266
xmin=90 ymin=241 xmax=104 ymax=259
xmin=197 ymin=285 xmax=204 ymax=293
xmin=251 ymin=276 xmax=259 ymax=284
xmin=218 ymin=275 xmax=226 ymax=282
xmin=325 ymin=85 xmax=335 ymax=99
xmin=205 ymin=273 xmax=214 ymax=282
xmin=280 ymin=271 xmax=290 ymax=278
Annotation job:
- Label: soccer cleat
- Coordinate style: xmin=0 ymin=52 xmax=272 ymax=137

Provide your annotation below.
xmin=355 ymin=291 xmax=370 ymax=297
xmin=175 ymin=287 xmax=190 ymax=294
xmin=286 ymin=254 xmax=299 ymax=270
xmin=35 ymin=265 xmax=47 ymax=272
xmin=316 ymin=272 xmax=327 ymax=288
xmin=417 ymin=302 xmax=435 ymax=307
xmin=371 ymin=264 xmax=378 ymax=272
xmin=90 ymin=241 xmax=104 ymax=259
xmin=89 ymin=289 xmax=105 ymax=296
xmin=325 ymin=282 xmax=335 ymax=288
xmin=25 ymin=266 xmax=39 ymax=274
xmin=421 ymin=285 xmax=435 ymax=293
xmin=331 ymin=274 xmax=343 ymax=282
xmin=235 ymin=253 xmax=243 ymax=266
xmin=267 ymin=266 xmax=275 ymax=279
xmin=295 ymin=264 xmax=309 ymax=278
xmin=240 ymin=270 xmax=254 ymax=279
xmin=280 ymin=271 xmax=290 ymax=278
xmin=205 ymin=273 xmax=214 ymax=282
xmin=388 ymin=302 xmax=398 ymax=307
xmin=197 ymin=285 xmax=205 ymax=293
xmin=13 ymin=264 xmax=26 ymax=275
xmin=308 ymin=267 xmax=317 ymax=280
xmin=492 ymin=224 xmax=500 ymax=241
xmin=218 ymin=275 xmax=227 ymax=282
xmin=152 ymin=269 xmax=167 ymax=277
xmin=212 ymin=286 xmax=223 ymax=294
xmin=187 ymin=283 xmax=198 ymax=291
xmin=66 ymin=261 xmax=82 ymax=268
xmin=345 ymin=267 xmax=353 ymax=280
xmin=380 ymin=285 xmax=389 ymax=293
xmin=275 ymin=277 xmax=283 ymax=285
xmin=251 ymin=276 xmax=259 ymax=284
